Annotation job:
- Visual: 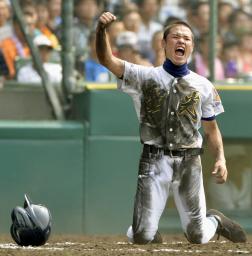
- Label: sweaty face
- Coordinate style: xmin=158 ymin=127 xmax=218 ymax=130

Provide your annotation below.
xmin=162 ymin=25 xmax=194 ymax=66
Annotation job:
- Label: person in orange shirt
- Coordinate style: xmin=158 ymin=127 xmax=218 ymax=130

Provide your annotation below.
xmin=0 ymin=15 xmax=31 ymax=79
xmin=35 ymin=0 xmax=59 ymax=50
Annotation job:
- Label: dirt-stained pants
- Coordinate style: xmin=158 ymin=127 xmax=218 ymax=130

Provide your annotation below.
xmin=127 ymin=149 xmax=218 ymax=244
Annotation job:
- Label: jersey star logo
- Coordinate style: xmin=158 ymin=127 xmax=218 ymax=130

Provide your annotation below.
xmin=178 ymin=91 xmax=200 ymax=122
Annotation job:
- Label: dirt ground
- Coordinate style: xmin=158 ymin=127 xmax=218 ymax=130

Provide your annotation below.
xmin=0 ymin=234 xmax=251 ymax=256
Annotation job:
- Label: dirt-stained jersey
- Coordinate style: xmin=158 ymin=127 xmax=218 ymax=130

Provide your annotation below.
xmin=118 ymin=61 xmax=224 ymax=149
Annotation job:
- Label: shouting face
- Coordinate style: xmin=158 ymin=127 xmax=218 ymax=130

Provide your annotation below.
xmin=162 ymin=25 xmax=194 ymax=66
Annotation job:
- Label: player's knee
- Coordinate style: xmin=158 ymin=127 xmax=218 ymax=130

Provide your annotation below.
xmin=185 ymin=222 xmax=203 ymax=244
xmin=133 ymin=231 xmax=155 ymax=244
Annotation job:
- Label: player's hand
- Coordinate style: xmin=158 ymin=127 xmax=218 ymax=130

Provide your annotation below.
xmin=98 ymin=12 xmax=117 ymax=28
xmin=212 ymin=160 xmax=228 ymax=184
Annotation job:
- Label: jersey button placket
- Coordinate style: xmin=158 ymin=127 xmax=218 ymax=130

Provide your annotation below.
xmin=166 ymin=79 xmax=177 ymax=149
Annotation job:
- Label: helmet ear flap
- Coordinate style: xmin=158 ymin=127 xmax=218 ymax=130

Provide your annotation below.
xmin=10 ymin=223 xmax=21 ymax=245
xmin=11 ymin=206 xmax=33 ymax=228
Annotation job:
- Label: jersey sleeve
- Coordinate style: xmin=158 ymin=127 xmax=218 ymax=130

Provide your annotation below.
xmin=117 ymin=61 xmax=153 ymax=94
xmin=201 ymin=84 xmax=224 ymax=119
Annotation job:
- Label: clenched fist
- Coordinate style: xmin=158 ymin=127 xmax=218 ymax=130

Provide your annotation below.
xmin=98 ymin=12 xmax=117 ymax=28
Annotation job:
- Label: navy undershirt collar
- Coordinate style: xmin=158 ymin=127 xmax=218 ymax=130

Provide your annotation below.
xmin=163 ymin=59 xmax=190 ymax=78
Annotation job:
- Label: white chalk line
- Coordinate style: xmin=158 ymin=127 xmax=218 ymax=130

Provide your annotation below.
xmin=0 ymin=241 xmax=250 ymax=254
xmin=0 ymin=243 xmax=64 ymax=251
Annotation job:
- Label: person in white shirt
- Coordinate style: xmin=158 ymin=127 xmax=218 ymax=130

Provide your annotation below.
xmin=17 ymin=34 xmax=62 ymax=85
xmin=136 ymin=0 xmax=163 ymax=61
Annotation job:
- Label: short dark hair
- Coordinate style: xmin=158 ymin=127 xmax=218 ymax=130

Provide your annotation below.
xmin=163 ymin=20 xmax=194 ymax=41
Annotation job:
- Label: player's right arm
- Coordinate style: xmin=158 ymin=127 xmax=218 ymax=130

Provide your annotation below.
xmin=96 ymin=12 xmax=125 ymax=78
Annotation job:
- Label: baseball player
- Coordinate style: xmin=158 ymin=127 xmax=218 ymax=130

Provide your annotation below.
xmin=95 ymin=12 xmax=247 ymax=244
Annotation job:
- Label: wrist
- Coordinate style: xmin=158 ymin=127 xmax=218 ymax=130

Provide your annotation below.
xmin=216 ymin=157 xmax=226 ymax=163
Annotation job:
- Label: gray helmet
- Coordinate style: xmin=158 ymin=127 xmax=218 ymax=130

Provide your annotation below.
xmin=10 ymin=194 xmax=52 ymax=246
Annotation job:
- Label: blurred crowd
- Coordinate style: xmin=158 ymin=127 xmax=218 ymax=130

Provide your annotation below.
xmin=0 ymin=0 xmax=252 ymax=85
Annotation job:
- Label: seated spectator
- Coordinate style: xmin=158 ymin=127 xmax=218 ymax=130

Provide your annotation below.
xmin=35 ymin=0 xmax=60 ymax=50
xmin=189 ymin=33 xmax=225 ymax=80
xmin=122 ymin=10 xmax=142 ymax=34
xmin=84 ymin=31 xmax=111 ymax=82
xmin=189 ymin=1 xmax=210 ymax=49
xmin=163 ymin=15 xmax=181 ymax=28
xmin=218 ymin=1 xmax=234 ymax=39
xmin=237 ymin=32 xmax=252 ymax=76
xmin=106 ymin=20 xmax=125 ymax=56
xmin=151 ymin=30 xmax=165 ymax=66
xmin=116 ymin=30 xmax=152 ymax=66
xmin=17 ymin=34 xmax=62 ymax=84
xmin=225 ymin=8 xmax=252 ymax=44
xmin=21 ymin=4 xmax=41 ymax=38
xmin=0 ymin=0 xmax=13 ymax=42
xmin=0 ymin=47 xmax=9 ymax=78
xmin=73 ymin=0 xmax=99 ymax=71
xmin=47 ymin=0 xmax=62 ymax=33
xmin=136 ymin=0 xmax=163 ymax=61
xmin=104 ymin=0 xmax=138 ymax=18
xmin=158 ymin=0 xmax=187 ymax=24
xmin=238 ymin=0 xmax=252 ymax=14
xmin=0 ymin=15 xmax=32 ymax=79
xmin=221 ymin=40 xmax=240 ymax=79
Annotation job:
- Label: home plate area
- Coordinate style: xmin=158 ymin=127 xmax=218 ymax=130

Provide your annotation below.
xmin=0 ymin=234 xmax=251 ymax=256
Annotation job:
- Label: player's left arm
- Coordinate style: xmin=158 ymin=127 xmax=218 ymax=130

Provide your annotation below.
xmin=202 ymin=119 xmax=228 ymax=184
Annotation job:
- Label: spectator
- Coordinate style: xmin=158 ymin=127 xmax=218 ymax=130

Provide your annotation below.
xmin=190 ymin=1 xmax=210 ymax=46
xmin=116 ymin=30 xmax=152 ymax=66
xmin=21 ymin=4 xmax=41 ymax=38
xmin=104 ymin=0 xmax=138 ymax=18
xmin=0 ymin=15 xmax=32 ymax=79
xmin=0 ymin=48 xmax=9 ymax=78
xmin=106 ymin=20 xmax=125 ymax=56
xmin=122 ymin=10 xmax=142 ymax=34
xmin=237 ymin=32 xmax=252 ymax=76
xmin=136 ymin=0 xmax=163 ymax=61
xmin=218 ymin=1 xmax=234 ymax=39
xmin=0 ymin=0 xmax=13 ymax=42
xmin=35 ymin=0 xmax=60 ymax=50
xmin=238 ymin=0 xmax=252 ymax=14
xmin=221 ymin=40 xmax=240 ymax=79
xmin=190 ymin=33 xmax=225 ymax=80
xmin=17 ymin=34 xmax=62 ymax=84
xmin=73 ymin=0 xmax=99 ymax=70
xmin=163 ymin=15 xmax=181 ymax=28
xmin=225 ymin=8 xmax=252 ymax=43
xmin=21 ymin=2 xmax=39 ymax=29
xmin=158 ymin=0 xmax=187 ymax=24
xmin=84 ymin=31 xmax=111 ymax=82
xmin=47 ymin=0 xmax=62 ymax=33
xmin=151 ymin=30 xmax=165 ymax=66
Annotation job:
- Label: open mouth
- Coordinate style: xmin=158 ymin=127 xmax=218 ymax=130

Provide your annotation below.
xmin=175 ymin=47 xmax=185 ymax=56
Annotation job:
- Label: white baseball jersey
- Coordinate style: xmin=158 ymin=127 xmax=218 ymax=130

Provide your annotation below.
xmin=118 ymin=61 xmax=224 ymax=149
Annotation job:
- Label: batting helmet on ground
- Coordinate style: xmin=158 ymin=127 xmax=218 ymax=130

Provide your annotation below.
xmin=10 ymin=194 xmax=52 ymax=246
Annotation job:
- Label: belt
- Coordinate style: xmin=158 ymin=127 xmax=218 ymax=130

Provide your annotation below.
xmin=143 ymin=144 xmax=204 ymax=157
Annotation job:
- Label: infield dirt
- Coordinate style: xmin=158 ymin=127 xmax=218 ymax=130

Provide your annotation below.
xmin=0 ymin=234 xmax=251 ymax=256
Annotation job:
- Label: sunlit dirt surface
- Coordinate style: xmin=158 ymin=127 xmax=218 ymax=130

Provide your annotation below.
xmin=0 ymin=234 xmax=251 ymax=256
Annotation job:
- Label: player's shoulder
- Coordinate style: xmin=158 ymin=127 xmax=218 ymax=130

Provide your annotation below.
xmin=124 ymin=61 xmax=162 ymax=77
xmin=187 ymin=70 xmax=214 ymax=89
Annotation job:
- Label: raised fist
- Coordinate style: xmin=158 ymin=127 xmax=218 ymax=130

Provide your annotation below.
xmin=98 ymin=12 xmax=117 ymax=28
